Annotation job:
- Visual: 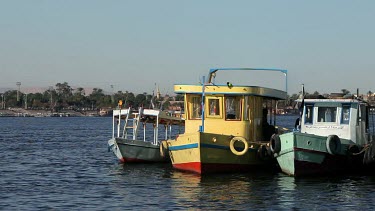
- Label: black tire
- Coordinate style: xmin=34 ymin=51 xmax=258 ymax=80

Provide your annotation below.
xmin=326 ymin=135 xmax=341 ymax=155
xmin=270 ymin=134 xmax=281 ymax=154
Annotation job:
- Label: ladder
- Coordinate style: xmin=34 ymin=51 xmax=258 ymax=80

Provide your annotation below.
xmin=122 ymin=107 xmax=142 ymax=140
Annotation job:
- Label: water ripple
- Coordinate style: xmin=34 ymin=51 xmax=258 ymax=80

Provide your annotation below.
xmin=0 ymin=116 xmax=374 ymax=210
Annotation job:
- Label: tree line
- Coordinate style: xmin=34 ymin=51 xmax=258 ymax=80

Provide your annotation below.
xmin=1 ymin=82 xmax=366 ymax=111
xmin=0 ymin=82 xmax=184 ymax=111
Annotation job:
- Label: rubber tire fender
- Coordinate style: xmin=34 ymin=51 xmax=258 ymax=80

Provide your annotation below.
xmin=229 ymin=136 xmax=249 ymax=156
xmin=270 ymin=134 xmax=281 ymax=154
xmin=159 ymin=140 xmax=169 ymax=158
xmin=326 ymin=135 xmax=341 ymax=155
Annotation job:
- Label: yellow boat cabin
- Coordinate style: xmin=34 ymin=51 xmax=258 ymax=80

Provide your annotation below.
xmin=165 ymin=68 xmax=288 ymax=174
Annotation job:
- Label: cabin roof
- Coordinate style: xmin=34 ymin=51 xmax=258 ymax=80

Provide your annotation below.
xmin=174 ymin=84 xmax=287 ymax=100
xmin=298 ymin=99 xmax=361 ymax=103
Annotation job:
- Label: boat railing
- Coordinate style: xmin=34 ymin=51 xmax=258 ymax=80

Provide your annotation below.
xmin=207 ymin=67 xmax=288 ymax=92
xmin=112 ymin=107 xmax=184 ymax=145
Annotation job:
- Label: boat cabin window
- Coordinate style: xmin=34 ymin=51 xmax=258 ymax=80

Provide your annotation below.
xmin=317 ymin=107 xmax=337 ymax=123
xmin=207 ymin=97 xmax=221 ymax=118
xmin=225 ymin=96 xmax=241 ymax=120
xmin=341 ymin=105 xmax=350 ymax=124
xmin=189 ymin=95 xmax=202 ymax=119
xmin=244 ymin=96 xmax=249 ymax=121
xmin=304 ymin=104 xmax=314 ymax=124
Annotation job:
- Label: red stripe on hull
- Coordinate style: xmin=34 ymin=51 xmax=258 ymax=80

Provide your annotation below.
xmin=173 ymin=162 xmax=270 ymax=174
xmin=173 ymin=162 xmax=202 ymax=174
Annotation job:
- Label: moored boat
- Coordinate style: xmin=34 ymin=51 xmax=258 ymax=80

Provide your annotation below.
xmin=165 ymin=67 xmax=288 ymax=174
xmin=108 ymin=103 xmax=184 ymax=163
xmin=272 ymin=92 xmax=375 ymax=176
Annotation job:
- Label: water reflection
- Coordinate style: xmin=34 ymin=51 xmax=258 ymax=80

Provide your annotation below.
xmin=273 ymin=175 xmax=298 ymax=209
xmin=168 ymin=171 xmax=292 ymax=210
xmin=169 ymin=171 xmax=252 ymax=209
xmin=271 ymin=175 xmax=375 ymax=210
xmin=106 ymin=165 xmax=375 ymax=210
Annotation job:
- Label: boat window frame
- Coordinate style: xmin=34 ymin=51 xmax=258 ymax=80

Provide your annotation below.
xmin=206 ymin=96 xmax=222 ymax=119
xmin=317 ymin=106 xmax=338 ymax=123
xmin=224 ymin=95 xmax=242 ymax=121
xmin=304 ymin=103 xmax=314 ymax=125
xmin=244 ymin=96 xmax=250 ymax=121
xmin=340 ymin=104 xmax=351 ymax=125
xmin=188 ymin=95 xmax=202 ymax=120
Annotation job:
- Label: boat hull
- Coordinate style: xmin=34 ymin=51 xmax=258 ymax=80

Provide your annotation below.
xmin=108 ymin=138 xmax=169 ymax=163
xmin=275 ymin=132 xmax=363 ymax=177
xmin=167 ymin=132 xmax=277 ymax=174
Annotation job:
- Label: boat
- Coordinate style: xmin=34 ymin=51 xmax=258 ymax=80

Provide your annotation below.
xmin=164 ymin=67 xmax=288 ymax=174
xmin=272 ymin=91 xmax=375 ymax=176
xmin=108 ymin=102 xmax=185 ymax=163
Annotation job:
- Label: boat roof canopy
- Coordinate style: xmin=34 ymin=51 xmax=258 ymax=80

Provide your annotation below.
xmin=174 ymin=67 xmax=288 ymax=100
xmin=208 ymin=67 xmax=287 ymax=83
xmin=113 ymin=108 xmax=185 ymax=125
xmin=297 ymin=99 xmax=363 ymax=103
xmin=174 ymin=84 xmax=287 ymax=100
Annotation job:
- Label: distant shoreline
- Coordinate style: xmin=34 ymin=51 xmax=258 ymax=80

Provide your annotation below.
xmin=0 ymin=109 xmax=105 ymax=117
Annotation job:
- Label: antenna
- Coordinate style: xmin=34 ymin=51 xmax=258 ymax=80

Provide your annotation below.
xmin=16 ymin=82 xmax=21 ymax=102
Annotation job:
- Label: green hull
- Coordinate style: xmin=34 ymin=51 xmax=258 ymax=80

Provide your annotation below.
xmin=275 ymin=132 xmax=363 ymax=176
xmin=115 ymin=138 xmax=169 ymax=163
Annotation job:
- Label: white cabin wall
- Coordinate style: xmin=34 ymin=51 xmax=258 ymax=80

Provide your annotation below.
xmin=301 ymin=105 xmax=353 ymax=141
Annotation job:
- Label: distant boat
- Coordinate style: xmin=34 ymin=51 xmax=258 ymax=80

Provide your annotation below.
xmin=165 ymin=67 xmax=288 ymax=174
xmin=99 ymin=108 xmax=113 ymax=117
xmin=108 ymin=105 xmax=184 ymax=163
xmin=272 ymin=93 xmax=375 ymax=177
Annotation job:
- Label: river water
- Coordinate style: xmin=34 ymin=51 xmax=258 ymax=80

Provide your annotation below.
xmin=1 ymin=116 xmax=374 ymax=210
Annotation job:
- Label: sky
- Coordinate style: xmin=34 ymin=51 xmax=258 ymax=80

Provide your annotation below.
xmin=1 ymin=0 xmax=375 ymax=96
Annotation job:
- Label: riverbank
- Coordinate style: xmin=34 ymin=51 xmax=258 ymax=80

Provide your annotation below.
xmin=0 ymin=109 xmax=100 ymax=117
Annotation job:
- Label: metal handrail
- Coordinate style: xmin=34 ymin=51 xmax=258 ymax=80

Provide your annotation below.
xmin=207 ymin=67 xmax=288 ymax=93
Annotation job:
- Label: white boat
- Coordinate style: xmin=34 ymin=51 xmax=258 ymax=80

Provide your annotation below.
xmin=272 ymin=93 xmax=375 ymax=176
xmin=108 ymin=106 xmax=184 ymax=163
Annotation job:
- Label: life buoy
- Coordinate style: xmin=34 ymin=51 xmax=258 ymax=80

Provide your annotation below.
xmin=229 ymin=136 xmax=249 ymax=156
xmin=270 ymin=134 xmax=281 ymax=154
xmin=159 ymin=140 xmax=169 ymax=158
xmin=326 ymin=135 xmax=341 ymax=155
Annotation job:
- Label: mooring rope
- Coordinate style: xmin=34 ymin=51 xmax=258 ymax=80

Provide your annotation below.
xmin=352 ymin=144 xmax=370 ymax=156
